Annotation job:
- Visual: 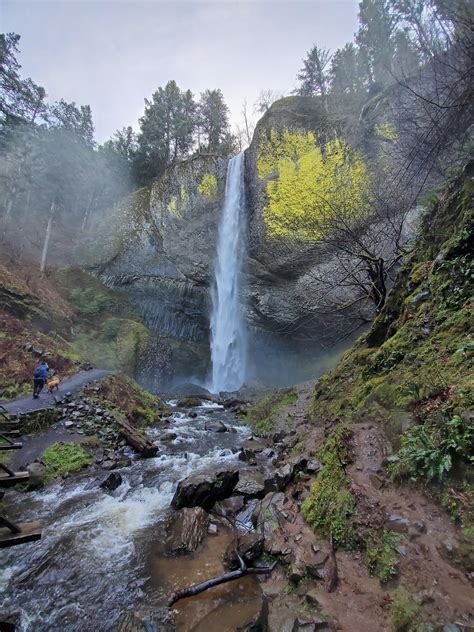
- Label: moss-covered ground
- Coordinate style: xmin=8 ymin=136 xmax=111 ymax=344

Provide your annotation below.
xmin=42 ymin=441 xmax=92 ymax=480
xmin=245 ymin=387 xmax=298 ymax=434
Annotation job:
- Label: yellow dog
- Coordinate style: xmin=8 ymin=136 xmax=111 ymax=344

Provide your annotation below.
xmin=47 ymin=376 xmax=60 ymax=393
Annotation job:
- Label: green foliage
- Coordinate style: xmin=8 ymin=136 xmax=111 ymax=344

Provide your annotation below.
xmin=69 ymin=287 xmax=109 ymax=318
xmin=390 ymin=586 xmax=420 ymax=632
xmin=366 ymin=529 xmax=399 ymax=583
xmin=245 ymin=388 xmax=298 ymax=434
xmin=302 ymin=425 xmax=357 ymax=549
xmin=390 ymin=415 xmax=474 ymax=482
xmin=42 ymin=442 xmax=92 ymax=480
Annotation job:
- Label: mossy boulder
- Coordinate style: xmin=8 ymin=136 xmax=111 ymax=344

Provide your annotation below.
xmin=83 ymin=374 xmax=171 ymax=427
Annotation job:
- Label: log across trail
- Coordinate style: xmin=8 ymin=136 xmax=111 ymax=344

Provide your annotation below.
xmin=0 ymin=370 xmax=112 ymax=415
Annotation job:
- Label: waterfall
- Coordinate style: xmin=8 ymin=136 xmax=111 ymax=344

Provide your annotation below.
xmin=209 ymin=152 xmax=247 ymax=393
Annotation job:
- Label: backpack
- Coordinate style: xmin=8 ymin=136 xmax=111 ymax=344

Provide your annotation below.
xmin=34 ymin=367 xmax=42 ymax=378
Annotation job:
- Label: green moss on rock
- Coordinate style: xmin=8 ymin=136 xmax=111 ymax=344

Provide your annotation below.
xmin=42 ymin=442 xmax=92 ymax=480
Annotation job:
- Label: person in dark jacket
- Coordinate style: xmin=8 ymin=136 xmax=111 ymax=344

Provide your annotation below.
xmin=33 ymin=361 xmax=48 ymax=399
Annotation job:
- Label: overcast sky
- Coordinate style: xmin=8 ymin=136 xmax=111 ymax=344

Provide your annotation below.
xmin=2 ymin=0 xmax=360 ymax=143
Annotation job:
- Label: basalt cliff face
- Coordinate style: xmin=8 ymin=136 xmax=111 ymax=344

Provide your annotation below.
xmin=80 ymin=154 xmax=228 ymax=381
xmin=82 ymin=95 xmax=403 ymax=385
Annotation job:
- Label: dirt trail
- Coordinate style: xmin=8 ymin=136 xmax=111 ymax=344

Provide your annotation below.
xmin=260 ymin=384 xmax=473 ymax=631
xmin=0 ymin=369 xmax=111 ymax=415
xmin=347 ymin=423 xmax=473 ymax=625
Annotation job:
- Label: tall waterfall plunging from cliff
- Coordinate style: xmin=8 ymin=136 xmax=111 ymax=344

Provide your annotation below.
xmin=209 ymin=152 xmax=247 ymax=393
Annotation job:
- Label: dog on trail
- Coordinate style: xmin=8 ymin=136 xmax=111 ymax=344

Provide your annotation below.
xmin=47 ymin=376 xmax=60 ymax=393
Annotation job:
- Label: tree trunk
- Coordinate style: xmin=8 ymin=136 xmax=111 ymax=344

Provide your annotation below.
xmin=115 ymin=416 xmax=158 ymax=457
xmin=81 ymin=190 xmax=95 ymax=231
xmin=40 ymin=198 xmax=56 ymax=274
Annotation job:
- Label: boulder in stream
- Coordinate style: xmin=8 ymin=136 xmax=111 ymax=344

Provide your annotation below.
xmin=166 ymin=506 xmax=210 ymax=553
xmin=100 ymin=471 xmax=123 ymax=491
xmin=171 ymin=468 xmax=239 ymax=510
xmin=26 ymin=461 xmax=47 ymax=489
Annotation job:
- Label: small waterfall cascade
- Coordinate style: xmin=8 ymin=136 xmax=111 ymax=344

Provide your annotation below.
xmin=209 ymin=152 xmax=247 ymax=393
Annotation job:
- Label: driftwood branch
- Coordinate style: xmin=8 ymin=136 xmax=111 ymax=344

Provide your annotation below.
xmin=168 ymin=560 xmax=277 ymax=607
xmin=325 ymin=535 xmax=338 ymax=593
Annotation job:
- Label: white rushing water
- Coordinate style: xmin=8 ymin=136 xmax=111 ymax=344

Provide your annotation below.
xmin=0 ymin=403 xmax=250 ymax=631
xmin=209 ymin=152 xmax=247 ymax=393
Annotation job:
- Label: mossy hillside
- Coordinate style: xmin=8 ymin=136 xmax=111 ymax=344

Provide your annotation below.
xmin=51 ymin=268 xmax=151 ymax=375
xmin=0 ymin=310 xmax=80 ymax=399
xmin=310 ymin=177 xmax=473 ymax=430
xmin=83 ymin=374 xmax=171 ymax=427
xmin=245 ymin=387 xmax=298 ymax=434
xmin=42 ymin=441 xmax=92 ymax=480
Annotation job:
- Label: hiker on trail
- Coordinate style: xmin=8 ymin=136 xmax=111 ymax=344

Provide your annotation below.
xmin=33 ymin=360 xmax=49 ymax=399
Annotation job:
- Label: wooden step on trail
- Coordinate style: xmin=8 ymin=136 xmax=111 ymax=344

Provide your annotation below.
xmin=0 ymin=463 xmax=29 ymax=487
xmin=0 ymin=432 xmax=22 ymax=450
xmin=0 ymin=515 xmax=42 ymax=548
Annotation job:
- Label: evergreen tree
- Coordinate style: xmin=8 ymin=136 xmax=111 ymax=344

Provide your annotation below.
xmin=296 ymin=45 xmax=331 ymax=108
xmin=136 ymin=80 xmax=197 ymax=180
xmin=356 ymin=0 xmax=399 ymax=85
xmin=329 ymin=43 xmax=368 ymax=108
xmin=198 ymin=89 xmax=231 ymax=153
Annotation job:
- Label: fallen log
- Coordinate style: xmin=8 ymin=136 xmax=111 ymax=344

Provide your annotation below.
xmin=115 ymin=416 xmax=158 ymax=457
xmin=168 ymin=554 xmax=277 ymax=607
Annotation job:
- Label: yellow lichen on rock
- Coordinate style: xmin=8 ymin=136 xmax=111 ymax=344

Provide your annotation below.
xmin=375 ymin=122 xmax=398 ymax=143
xmin=257 ymin=129 xmax=369 ymax=241
xmin=198 ymin=173 xmax=218 ymax=199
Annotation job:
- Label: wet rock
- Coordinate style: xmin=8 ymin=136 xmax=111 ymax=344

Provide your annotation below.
xmin=114 ymin=610 xmax=173 ymax=632
xmin=306 ymin=459 xmax=323 ymax=474
xmin=177 ymin=396 xmax=202 ymax=408
xmin=409 ymin=290 xmax=430 ymax=308
xmin=242 ymin=437 xmax=266 ymax=452
xmin=26 ymin=462 xmax=47 ymax=488
xmin=204 ymin=420 xmax=228 ymax=433
xmin=261 ymin=447 xmax=276 ymax=459
xmin=265 ymin=463 xmax=293 ymax=492
xmin=101 ymin=459 xmax=117 ymax=471
xmin=188 ymin=411 xmax=198 ymax=419
xmin=252 ymin=491 xmax=286 ymax=537
xmin=288 ymin=562 xmax=306 ymax=583
xmin=223 ymin=533 xmax=265 ymax=568
xmin=305 ymin=589 xmax=321 ymax=607
xmin=382 ymin=455 xmax=400 ymax=466
xmin=159 ymin=432 xmax=177 ymax=442
xmin=173 ymin=383 xmax=213 ymax=398
xmin=171 ymin=468 xmax=239 ymax=510
xmin=369 ymin=473 xmax=385 ymax=490
xmin=215 ymin=495 xmax=245 ymax=517
xmin=386 ymin=514 xmax=411 ymax=533
xmin=234 ymin=470 xmax=266 ymax=499
xmin=296 ymin=617 xmax=331 ymax=631
xmin=166 ymin=506 xmax=210 ymax=553
xmin=100 ymin=472 xmax=123 ymax=491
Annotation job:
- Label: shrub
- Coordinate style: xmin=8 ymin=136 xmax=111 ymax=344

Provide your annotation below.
xmin=366 ymin=529 xmax=399 ymax=583
xmin=390 ymin=586 xmax=420 ymax=631
xmin=390 ymin=415 xmax=473 ymax=482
